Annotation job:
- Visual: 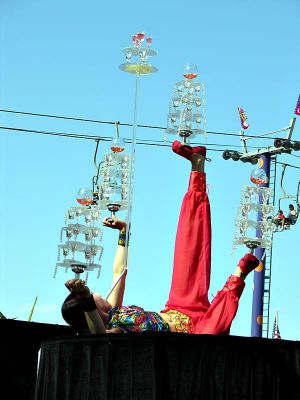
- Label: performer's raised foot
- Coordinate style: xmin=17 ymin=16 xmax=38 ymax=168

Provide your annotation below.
xmin=172 ymin=140 xmax=207 ymax=160
xmin=172 ymin=140 xmax=208 ymax=172
xmin=235 ymin=253 xmax=260 ymax=279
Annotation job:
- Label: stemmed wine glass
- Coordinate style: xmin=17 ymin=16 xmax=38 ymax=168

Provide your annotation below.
xmin=135 ymin=32 xmax=145 ymax=42
xmin=110 ymin=122 xmax=125 ymax=153
xmin=76 ymin=188 xmax=94 ymax=206
xmin=132 ymin=32 xmax=144 ymax=47
xmin=183 ymin=64 xmax=198 ymax=80
xmin=132 ymin=34 xmax=140 ymax=47
xmin=250 ymin=168 xmax=268 ymax=185
xmin=146 ymin=36 xmax=152 ymax=47
xmin=110 ymin=137 xmax=125 ymax=153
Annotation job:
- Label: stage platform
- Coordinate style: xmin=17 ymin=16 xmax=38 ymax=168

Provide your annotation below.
xmin=1 ymin=319 xmax=300 ymax=400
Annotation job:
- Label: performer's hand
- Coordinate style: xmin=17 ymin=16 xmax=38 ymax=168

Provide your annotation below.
xmin=65 ymin=279 xmax=91 ymax=299
xmin=102 ymin=216 xmax=126 ymax=231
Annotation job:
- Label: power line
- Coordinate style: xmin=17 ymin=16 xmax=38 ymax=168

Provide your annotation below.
xmin=290 ymin=153 xmax=300 ymax=159
xmin=0 ymin=109 xmax=136 ymax=128
xmin=0 ymin=125 xmax=258 ymax=152
xmin=0 ymin=108 xmax=295 ymax=141
xmin=1 ymin=125 xmax=300 ymax=169
xmin=276 ymin=161 xmax=300 ymax=170
xmin=0 ymin=125 xmax=96 ymax=140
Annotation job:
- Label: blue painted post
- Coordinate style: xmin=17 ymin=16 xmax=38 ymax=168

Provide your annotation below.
xmin=251 ymin=153 xmax=271 ymax=337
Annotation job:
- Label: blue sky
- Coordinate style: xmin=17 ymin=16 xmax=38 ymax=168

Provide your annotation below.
xmin=0 ymin=0 xmax=299 ymax=339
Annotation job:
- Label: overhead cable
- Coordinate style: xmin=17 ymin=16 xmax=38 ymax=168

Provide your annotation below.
xmin=0 ymin=108 xmax=294 ymax=141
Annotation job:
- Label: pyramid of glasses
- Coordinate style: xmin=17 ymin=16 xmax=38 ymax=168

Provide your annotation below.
xmin=54 ymin=150 xmax=132 ymax=280
xmin=119 ymin=31 xmax=157 ymax=75
xmin=95 ymin=152 xmax=133 ymax=213
xmin=165 ymin=73 xmax=206 ymax=142
xmin=232 ymin=186 xmax=275 ymax=253
xmin=54 ymin=205 xmax=103 ymax=279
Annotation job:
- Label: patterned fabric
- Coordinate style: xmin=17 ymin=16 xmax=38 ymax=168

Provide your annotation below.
xmin=118 ymin=228 xmax=127 ymax=247
xmin=162 ymin=309 xmax=192 ymax=333
xmin=107 ymin=306 xmax=170 ymax=332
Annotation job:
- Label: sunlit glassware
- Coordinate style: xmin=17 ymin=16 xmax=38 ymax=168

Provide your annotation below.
xmin=120 ymin=31 xmax=158 ymax=75
xmin=55 ymin=194 xmax=104 ymax=280
xmin=110 ymin=136 xmax=125 ymax=153
xmin=146 ymin=36 xmax=152 ymax=47
xmin=76 ymin=188 xmax=94 ymax=206
xmin=232 ymin=185 xmax=274 ymax=254
xmin=183 ymin=64 xmax=198 ymax=80
xmin=135 ymin=32 xmax=145 ymax=42
xmin=132 ymin=35 xmax=141 ymax=47
xmin=250 ymin=168 xmax=269 ymax=185
xmin=110 ymin=122 xmax=125 ymax=153
xmin=165 ymin=64 xmax=206 ymax=143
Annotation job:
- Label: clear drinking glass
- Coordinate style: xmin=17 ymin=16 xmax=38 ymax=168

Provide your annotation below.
xmin=76 ymin=188 xmax=94 ymax=206
xmin=183 ymin=64 xmax=198 ymax=80
xmin=110 ymin=136 xmax=125 ymax=153
xmin=146 ymin=36 xmax=152 ymax=47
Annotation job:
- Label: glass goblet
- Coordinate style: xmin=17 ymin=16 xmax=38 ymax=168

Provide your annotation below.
xmin=146 ymin=36 xmax=152 ymax=47
xmin=183 ymin=64 xmax=198 ymax=80
xmin=110 ymin=136 xmax=125 ymax=153
xmin=135 ymin=32 xmax=145 ymax=42
xmin=132 ymin=35 xmax=140 ymax=47
xmin=76 ymin=188 xmax=94 ymax=206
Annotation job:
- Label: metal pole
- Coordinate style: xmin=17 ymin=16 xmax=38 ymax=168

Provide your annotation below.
xmin=251 ymin=153 xmax=271 ymax=337
xmin=124 ymin=74 xmax=140 ymax=269
xmin=104 ymin=75 xmax=139 ymax=300
xmin=117 ymin=34 xmax=157 ymax=277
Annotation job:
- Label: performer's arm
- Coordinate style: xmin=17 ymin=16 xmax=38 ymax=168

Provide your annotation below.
xmin=65 ymin=279 xmax=106 ymax=333
xmin=102 ymin=217 xmax=128 ymax=308
xmin=85 ymin=310 xmax=106 ymax=333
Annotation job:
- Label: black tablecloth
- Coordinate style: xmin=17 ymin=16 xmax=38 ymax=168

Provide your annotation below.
xmin=35 ymin=332 xmax=300 ymax=400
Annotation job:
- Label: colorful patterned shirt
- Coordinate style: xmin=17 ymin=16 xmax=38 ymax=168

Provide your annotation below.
xmin=107 ymin=306 xmax=170 ymax=332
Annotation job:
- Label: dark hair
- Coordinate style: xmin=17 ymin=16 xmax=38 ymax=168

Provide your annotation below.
xmin=61 ymin=293 xmax=89 ymax=332
xmin=289 ymin=204 xmax=294 ymax=209
xmin=278 ymin=210 xmax=283 ymax=213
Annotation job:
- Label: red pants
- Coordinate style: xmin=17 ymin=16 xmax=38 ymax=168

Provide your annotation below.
xmin=162 ymin=171 xmax=245 ymax=334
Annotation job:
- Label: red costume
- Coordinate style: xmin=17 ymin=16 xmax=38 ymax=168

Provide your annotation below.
xmin=61 ymin=141 xmax=259 ymax=335
xmin=162 ymin=171 xmax=247 ymax=335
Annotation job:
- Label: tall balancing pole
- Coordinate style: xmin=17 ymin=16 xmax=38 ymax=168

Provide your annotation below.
xmin=118 ymin=32 xmax=158 ymax=271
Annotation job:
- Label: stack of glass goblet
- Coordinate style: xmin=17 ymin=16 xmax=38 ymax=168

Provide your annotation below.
xmin=119 ymin=31 xmax=157 ymax=75
xmin=54 ymin=148 xmax=133 ymax=280
xmin=232 ymin=185 xmax=274 ymax=254
xmin=96 ymin=151 xmax=133 ymax=220
xmin=165 ymin=64 xmax=206 ymax=143
xmin=54 ymin=188 xmax=103 ymax=280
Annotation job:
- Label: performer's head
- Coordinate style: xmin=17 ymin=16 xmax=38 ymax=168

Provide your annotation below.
xmin=61 ymin=293 xmax=88 ymax=331
xmin=61 ymin=293 xmax=111 ymax=332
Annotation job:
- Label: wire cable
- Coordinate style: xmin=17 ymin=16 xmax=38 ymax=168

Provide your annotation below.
xmin=276 ymin=161 xmax=300 ymax=170
xmin=0 ymin=125 xmax=259 ymax=151
xmin=0 ymin=108 xmax=296 ymax=141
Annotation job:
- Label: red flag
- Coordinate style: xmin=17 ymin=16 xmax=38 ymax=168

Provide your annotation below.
xmin=294 ymin=94 xmax=300 ymax=116
xmin=238 ymin=107 xmax=250 ymax=130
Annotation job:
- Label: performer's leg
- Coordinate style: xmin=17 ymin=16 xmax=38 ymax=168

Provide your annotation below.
xmin=162 ymin=141 xmax=211 ymax=318
xmin=194 ymin=253 xmax=259 ymax=334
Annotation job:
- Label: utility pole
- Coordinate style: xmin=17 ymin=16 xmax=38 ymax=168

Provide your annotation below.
xmin=223 ymin=117 xmax=298 ymax=337
xmin=251 ymin=153 xmax=271 ymax=337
